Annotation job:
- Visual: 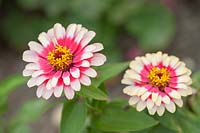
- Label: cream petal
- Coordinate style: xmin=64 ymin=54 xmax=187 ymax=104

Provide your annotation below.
xmin=165 ymin=102 xmax=176 ymax=113
xmin=141 ymin=91 xmax=151 ymax=101
xmin=177 ymin=75 xmax=191 ymax=83
xmin=169 ymin=56 xmax=179 ymax=68
xmin=136 ymin=100 xmax=146 ymax=112
xmin=174 ymin=99 xmax=183 ymax=107
xmin=157 ymin=105 xmax=165 ymax=116
xmin=147 ymin=99 xmax=154 ymax=110
xmin=129 ymin=60 xmax=144 ymax=74
xmin=152 ymin=93 xmax=159 ymax=103
xmin=168 ymin=90 xmax=181 ymax=99
xmin=128 ymin=96 xmax=139 ymax=105
xmin=155 ymin=95 xmax=162 ymax=106
xmin=148 ymin=106 xmax=157 ymax=115
xmin=175 ymin=67 xmax=190 ymax=76
xmin=125 ymin=70 xmax=141 ymax=81
xmin=137 ymin=87 xmax=147 ymax=96
xmin=162 ymin=95 xmax=170 ymax=104
xmin=121 ymin=78 xmax=133 ymax=85
xmin=123 ymin=86 xmax=138 ymax=96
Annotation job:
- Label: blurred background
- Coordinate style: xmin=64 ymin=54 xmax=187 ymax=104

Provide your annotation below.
xmin=0 ymin=0 xmax=200 ymax=132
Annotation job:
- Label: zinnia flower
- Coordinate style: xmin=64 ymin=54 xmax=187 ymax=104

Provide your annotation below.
xmin=122 ymin=51 xmax=192 ymax=116
xmin=22 ymin=23 xmax=106 ymax=100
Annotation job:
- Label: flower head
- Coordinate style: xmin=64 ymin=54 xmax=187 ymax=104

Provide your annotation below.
xmin=22 ymin=23 xmax=106 ymax=100
xmin=122 ymin=51 xmax=192 ymax=116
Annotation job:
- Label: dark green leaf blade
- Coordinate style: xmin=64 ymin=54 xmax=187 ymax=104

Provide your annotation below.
xmin=78 ymin=85 xmax=109 ymax=101
xmin=93 ymin=101 xmax=158 ymax=132
xmin=93 ymin=62 xmax=129 ymax=87
xmin=126 ymin=3 xmax=175 ymax=51
xmin=60 ymin=100 xmax=87 ymax=133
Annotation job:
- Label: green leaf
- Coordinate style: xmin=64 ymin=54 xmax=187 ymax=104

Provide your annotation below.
xmin=93 ymin=100 xmax=158 ymax=132
xmin=126 ymin=3 xmax=175 ymax=51
xmin=93 ymin=62 xmax=129 ymax=87
xmin=60 ymin=100 xmax=87 ymax=133
xmin=108 ymin=0 xmax=146 ymax=25
xmin=157 ymin=109 xmax=200 ymax=133
xmin=0 ymin=74 xmax=27 ymax=97
xmin=0 ymin=96 xmax=7 ymax=115
xmin=10 ymin=99 xmax=51 ymax=127
xmin=78 ymin=85 xmax=109 ymax=101
xmin=9 ymin=124 xmax=31 ymax=133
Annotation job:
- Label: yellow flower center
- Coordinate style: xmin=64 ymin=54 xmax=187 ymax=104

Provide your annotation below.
xmin=47 ymin=45 xmax=73 ymax=71
xmin=148 ymin=67 xmax=170 ymax=89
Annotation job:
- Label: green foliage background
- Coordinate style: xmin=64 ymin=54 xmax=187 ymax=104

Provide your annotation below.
xmin=2 ymin=0 xmax=199 ymax=133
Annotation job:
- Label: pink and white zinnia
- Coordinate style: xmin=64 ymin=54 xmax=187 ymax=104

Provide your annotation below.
xmin=22 ymin=23 xmax=106 ymax=100
xmin=122 ymin=52 xmax=192 ymax=116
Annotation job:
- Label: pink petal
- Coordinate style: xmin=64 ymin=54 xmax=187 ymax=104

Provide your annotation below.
xmin=80 ymin=31 xmax=96 ymax=48
xmin=66 ymin=24 xmax=77 ymax=38
xmin=79 ymin=75 xmax=91 ymax=86
xmin=92 ymin=43 xmax=104 ymax=52
xmin=74 ymin=28 xmax=88 ymax=44
xmin=25 ymin=63 xmax=40 ymax=70
xmin=82 ymin=68 xmax=97 ymax=78
xmin=53 ymin=23 xmax=65 ymax=40
xmin=64 ymin=86 xmax=75 ymax=99
xmin=54 ymin=85 xmax=63 ymax=97
xmin=36 ymin=84 xmax=45 ymax=98
xmin=28 ymin=41 xmax=43 ymax=54
xmin=52 ymin=71 xmax=62 ymax=87
xmin=22 ymin=69 xmax=34 ymax=76
xmin=70 ymin=67 xmax=80 ymax=78
xmin=70 ymin=79 xmax=81 ymax=91
xmin=90 ymin=53 xmax=106 ymax=66
xmin=22 ymin=50 xmax=38 ymax=62
xmin=27 ymin=77 xmax=37 ymax=87
xmin=42 ymin=89 xmax=53 ymax=100
xmin=62 ymin=72 xmax=70 ymax=85
xmin=74 ymin=60 xmax=90 ymax=67
xmin=38 ymin=32 xmax=51 ymax=47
